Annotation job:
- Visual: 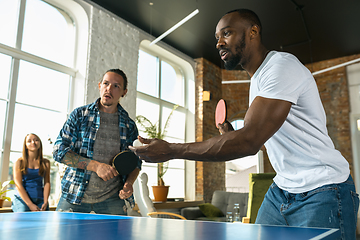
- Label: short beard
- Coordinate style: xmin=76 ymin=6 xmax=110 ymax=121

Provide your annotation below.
xmin=224 ymin=54 xmax=241 ymax=70
xmin=102 ymin=102 xmax=112 ymax=107
xmin=101 ymin=98 xmax=113 ymax=107
xmin=224 ymin=34 xmax=246 ymax=70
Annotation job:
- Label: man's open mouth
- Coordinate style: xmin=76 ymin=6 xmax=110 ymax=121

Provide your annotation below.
xmin=219 ymin=50 xmax=229 ymax=60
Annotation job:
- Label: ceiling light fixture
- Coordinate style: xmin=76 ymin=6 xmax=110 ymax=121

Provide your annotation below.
xmin=150 ymin=9 xmax=199 ymax=46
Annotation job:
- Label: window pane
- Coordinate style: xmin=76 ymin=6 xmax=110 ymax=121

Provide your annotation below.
xmin=22 ymin=0 xmax=74 ymax=66
xmin=232 ymin=119 xmax=244 ymax=130
xmin=161 ymin=61 xmax=184 ymax=105
xmin=163 ymin=168 xmax=184 ymax=198
xmin=16 ymin=60 xmax=70 ymax=112
xmin=0 ymin=0 xmax=20 ymax=47
xmin=166 ymin=158 xmax=184 ymax=172
xmin=161 ymin=106 xmax=185 ymax=140
xmin=0 ymin=53 xmax=12 ymax=100
xmin=136 ymin=48 xmax=187 ymax=199
xmin=0 ymin=100 xmax=7 ymax=149
xmin=137 ymin=50 xmax=158 ymax=97
xmin=136 ymin=98 xmax=160 ymax=136
xmin=10 ymin=103 xmax=67 ymax=153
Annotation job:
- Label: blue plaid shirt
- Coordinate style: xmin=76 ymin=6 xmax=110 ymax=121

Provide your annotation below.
xmin=53 ymin=98 xmax=141 ymax=206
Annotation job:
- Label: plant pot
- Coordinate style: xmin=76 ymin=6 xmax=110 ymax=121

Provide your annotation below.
xmin=0 ymin=199 xmax=4 ymax=208
xmin=152 ymin=186 xmax=169 ymax=202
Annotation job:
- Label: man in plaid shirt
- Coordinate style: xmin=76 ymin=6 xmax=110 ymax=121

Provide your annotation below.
xmin=53 ymin=69 xmax=141 ymax=214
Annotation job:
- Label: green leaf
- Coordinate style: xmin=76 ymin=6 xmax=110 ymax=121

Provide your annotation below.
xmin=1 ymin=180 xmax=14 ymax=197
xmin=2 ymin=196 xmax=11 ymax=201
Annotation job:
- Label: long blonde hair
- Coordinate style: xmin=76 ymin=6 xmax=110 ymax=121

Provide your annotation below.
xmin=18 ymin=133 xmax=47 ymax=176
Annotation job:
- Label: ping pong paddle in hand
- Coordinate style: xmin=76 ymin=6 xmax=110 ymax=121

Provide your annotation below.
xmin=215 ymin=99 xmax=227 ymax=128
xmin=112 ymin=151 xmax=138 ymax=175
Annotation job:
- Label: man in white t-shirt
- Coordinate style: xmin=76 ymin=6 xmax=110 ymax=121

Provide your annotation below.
xmin=131 ymin=9 xmax=358 ymax=239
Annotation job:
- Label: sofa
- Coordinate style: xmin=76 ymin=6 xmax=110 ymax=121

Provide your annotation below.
xmin=181 ymin=190 xmax=248 ymax=222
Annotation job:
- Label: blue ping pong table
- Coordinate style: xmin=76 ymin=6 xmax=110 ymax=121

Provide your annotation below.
xmin=0 ymin=211 xmax=340 ymax=240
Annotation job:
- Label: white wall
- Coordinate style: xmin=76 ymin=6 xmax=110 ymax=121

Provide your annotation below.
xmin=83 ymin=5 xmax=140 ymax=119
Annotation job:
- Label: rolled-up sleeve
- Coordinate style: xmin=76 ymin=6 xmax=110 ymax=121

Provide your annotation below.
xmin=53 ymin=109 xmax=80 ymax=163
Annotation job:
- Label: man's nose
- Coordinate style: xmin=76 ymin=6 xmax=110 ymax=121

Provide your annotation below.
xmin=216 ymin=37 xmax=225 ymax=49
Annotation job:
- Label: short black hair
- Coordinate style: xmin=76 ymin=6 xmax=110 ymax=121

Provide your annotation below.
xmin=225 ymin=9 xmax=262 ymax=36
xmin=101 ymin=68 xmax=128 ymax=90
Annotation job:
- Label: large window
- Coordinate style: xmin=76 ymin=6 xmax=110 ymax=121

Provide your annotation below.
xmin=0 ymin=0 xmax=85 ymax=206
xmin=136 ymin=41 xmax=195 ymax=200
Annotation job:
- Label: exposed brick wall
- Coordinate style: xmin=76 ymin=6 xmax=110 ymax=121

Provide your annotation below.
xmin=195 ymin=53 xmax=359 ymax=201
xmin=307 ymin=53 xmax=360 ymax=176
xmin=195 ymin=58 xmax=226 ymax=202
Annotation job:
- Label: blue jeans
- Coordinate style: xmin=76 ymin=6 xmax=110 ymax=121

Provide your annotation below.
xmin=255 ymin=175 xmax=359 ymax=240
xmin=11 ymin=195 xmax=49 ymax=212
xmin=56 ymin=192 xmax=126 ymax=215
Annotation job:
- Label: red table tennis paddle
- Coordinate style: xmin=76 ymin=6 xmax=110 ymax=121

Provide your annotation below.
xmin=215 ymin=99 xmax=227 ymax=127
xmin=112 ymin=150 xmax=138 ymax=175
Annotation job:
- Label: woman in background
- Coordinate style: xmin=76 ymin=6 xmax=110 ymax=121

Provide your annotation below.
xmin=12 ymin=133 xmax=50 ymax=212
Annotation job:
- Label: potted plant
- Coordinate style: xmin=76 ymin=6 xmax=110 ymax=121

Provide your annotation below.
xmin=0 ymin=180 xmax=15 ymax=208
xmin=135 ymin=105 xmax=178 ymax=202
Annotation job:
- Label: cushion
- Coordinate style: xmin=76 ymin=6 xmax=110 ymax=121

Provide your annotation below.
xmin=247 ymin=173 xmax=276 ymax=223
xmin=198 ymin=203 xmax=224 ymax=218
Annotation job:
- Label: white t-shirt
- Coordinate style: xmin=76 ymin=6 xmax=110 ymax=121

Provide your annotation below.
xmin=250 ymin=51 xmax=349 ymax=193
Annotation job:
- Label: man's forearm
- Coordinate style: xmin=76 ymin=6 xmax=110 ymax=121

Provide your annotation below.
xmin=132 ymin=133 xmax=254 ymax=163
xmin=63 ymin=150 xmax=119 ymax=182
xmin=171 ymin=130 xmax=257 ymax=162
xmin=125 ymin=168 xmax=140 ymax=185
xmin=63 ymin=150 xmax=97 ymax=171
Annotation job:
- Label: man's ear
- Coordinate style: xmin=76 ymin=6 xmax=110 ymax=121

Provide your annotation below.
xmin=250 ymin=25 xmax=260 ymax=40
xmin=122 ymin=89 xmax=128 ymax=97
xmin=98 ymin=81 xmax=101 ymax=90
